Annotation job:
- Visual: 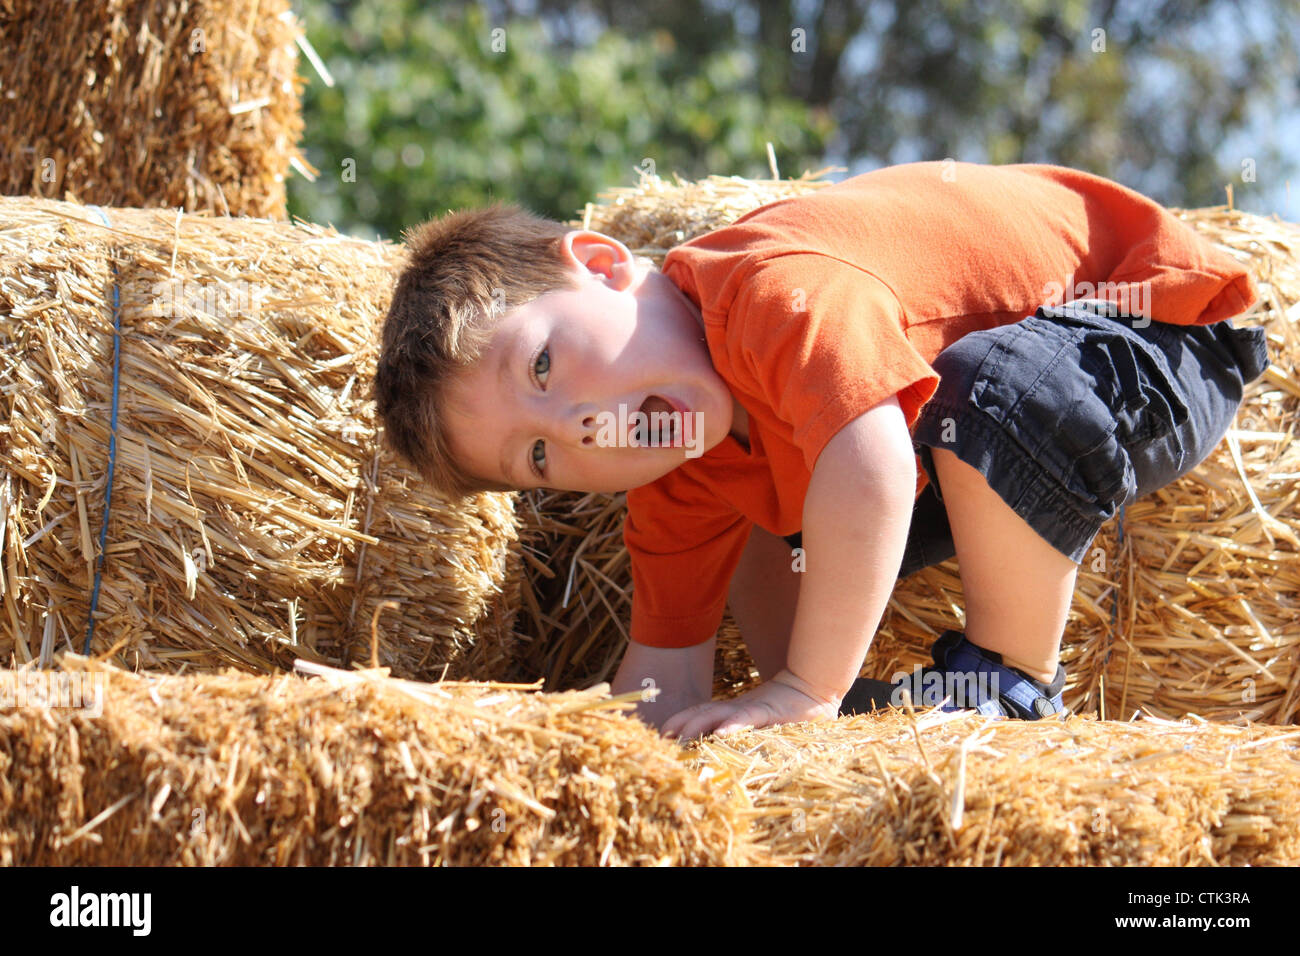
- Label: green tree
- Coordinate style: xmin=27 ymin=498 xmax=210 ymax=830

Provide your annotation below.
xmin=287 ymin=0 xmax=832 ymax=239
xmin=519 ymin=0 xmax=1300 ymax=211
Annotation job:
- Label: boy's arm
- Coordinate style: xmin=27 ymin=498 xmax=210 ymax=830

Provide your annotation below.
xmin=661 ymin=394 xmax=916 ymax=739
xmin=785 ymin=393 xmax=916 ymax=701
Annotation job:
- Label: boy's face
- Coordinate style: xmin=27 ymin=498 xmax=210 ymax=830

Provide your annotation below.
xmin=443 ymin=230 xmax=737 ymax=493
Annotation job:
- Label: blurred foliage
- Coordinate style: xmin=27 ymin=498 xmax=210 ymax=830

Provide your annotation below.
xmin=289 ymin=0 xmax=1300 ymax=239
xmin=287 ymin=0 xmax=831 ymax=239
xmin=823 ymin=0 xmax=1300 ymax=211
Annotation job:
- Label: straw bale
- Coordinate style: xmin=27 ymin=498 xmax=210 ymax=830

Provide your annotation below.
xmin=4 ymin=656 xmax=1295 ymax=866
xmin=689 ymin=708 xmax=1300 ymax=866
xmin=0 ymin=0 xmax=308 ymax=219
xmin=0 ymin=196 xmax=521 ymax=681
xmin=0 ymin=657 xmax=751 ymax=865
xmin=516 ymin=172 xmax=1299 ymax=725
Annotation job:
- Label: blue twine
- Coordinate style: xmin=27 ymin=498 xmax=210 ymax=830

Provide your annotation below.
xmin=1107 ymin=502 xmax=1127 ymax=659
xmin=83 ymin=205 xmax=122 ymax=656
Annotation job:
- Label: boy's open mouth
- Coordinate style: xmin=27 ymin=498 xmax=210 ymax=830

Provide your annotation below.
xmin=637 ymin=394 xmax=680 ymax=446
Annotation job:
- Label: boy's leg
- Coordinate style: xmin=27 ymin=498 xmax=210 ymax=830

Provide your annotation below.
xmin=929 ymin=445 xmax=1075 ymax=683
xmin=912 ymin=299 xmax=1270 ymax=703
xmin=726 ymin=524 xmax=801 ymax=680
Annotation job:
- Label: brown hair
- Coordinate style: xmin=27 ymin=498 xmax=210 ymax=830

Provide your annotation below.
xmin=373 ymin=202 xmax=579 ymax=498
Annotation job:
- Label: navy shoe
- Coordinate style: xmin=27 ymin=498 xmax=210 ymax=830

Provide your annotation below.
xmin=888 ymin=629 xmax=1067 ymax=719
xmin=837 ymin=677 xmax=897 ymax=716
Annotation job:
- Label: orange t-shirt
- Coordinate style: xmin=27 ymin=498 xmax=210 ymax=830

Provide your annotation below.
xmin=625 ymin=161 xmax=1257 ymax=649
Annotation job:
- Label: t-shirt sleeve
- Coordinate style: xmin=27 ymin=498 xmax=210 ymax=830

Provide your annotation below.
xmin=624 ymin=469 xmax=753 ymax=650
xmin=726 ymin=253 xmax=941 ymax=473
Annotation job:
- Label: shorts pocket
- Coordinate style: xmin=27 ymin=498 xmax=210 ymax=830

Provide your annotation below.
xmin=1217 ymin=321 xmax=1270 ymax=383
xmin=1045 ymin=307 xmax=1191 ymax=454
xmin=968 ymin=319 xmax=1131 ymax=510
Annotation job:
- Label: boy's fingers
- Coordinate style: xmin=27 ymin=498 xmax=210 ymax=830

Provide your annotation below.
xmin=674 ymin=699 xmax=752 ymax=740
xmin=679 ymin=720 xmax=719 ymax=741
xmin=661 ymin=702 xmax=713 ymax=739
xmin=714 ymin=721 xmax=754 ymax=736
xmin=714 ymin=703 xmax=766 ymax=736
xmin=670 ymin=703 xmax=734 ymax=742
xmin=671 ymin=711 xmax=716 ymax=741
xmin=715 ymin=696 xmax=793 ymax=736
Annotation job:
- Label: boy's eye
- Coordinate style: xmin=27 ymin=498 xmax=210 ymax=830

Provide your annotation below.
xmin=528 ymin=346 xmax=549 ymax=479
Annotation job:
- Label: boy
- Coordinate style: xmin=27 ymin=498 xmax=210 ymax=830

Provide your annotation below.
xmin=374 ymin=161 xmax=1269 ymax=740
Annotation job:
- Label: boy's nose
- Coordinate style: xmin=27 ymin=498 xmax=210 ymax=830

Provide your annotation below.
xmin=551 ymin=401 xmax=601 ymax=449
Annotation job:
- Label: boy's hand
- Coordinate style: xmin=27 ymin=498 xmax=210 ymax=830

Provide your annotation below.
xmin=661 ymin=668 xmax=840 ymax=740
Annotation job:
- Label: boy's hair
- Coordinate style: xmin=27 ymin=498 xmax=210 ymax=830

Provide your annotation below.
xmin=373 ymin=202 xmax=579 ymax=499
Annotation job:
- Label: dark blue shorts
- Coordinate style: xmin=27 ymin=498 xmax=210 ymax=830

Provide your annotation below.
xmin=784 ymin=299 xmax=1270 ymax=574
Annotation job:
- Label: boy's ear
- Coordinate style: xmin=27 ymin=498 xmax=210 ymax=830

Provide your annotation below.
xmin=561 ymin=230 xmax=638 ymax=291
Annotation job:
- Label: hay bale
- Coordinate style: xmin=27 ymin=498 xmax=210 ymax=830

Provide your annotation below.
xmin=5 ymin=656 xmax=1293 ymax=867
xmin=516 ymin=172 xmax=1299 ymax=725
xmin=0 ymin=195 xmax=521 ymax=681
xmin=5 ymin=655 xmax=1292 ymax=867
xmin=0 ymin=658 xmax=751 ymax=865
xmin=689 ymin=708 xmax=1300 ymax=866
xmin=0 ymin=0 xmax=308 ymax=219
